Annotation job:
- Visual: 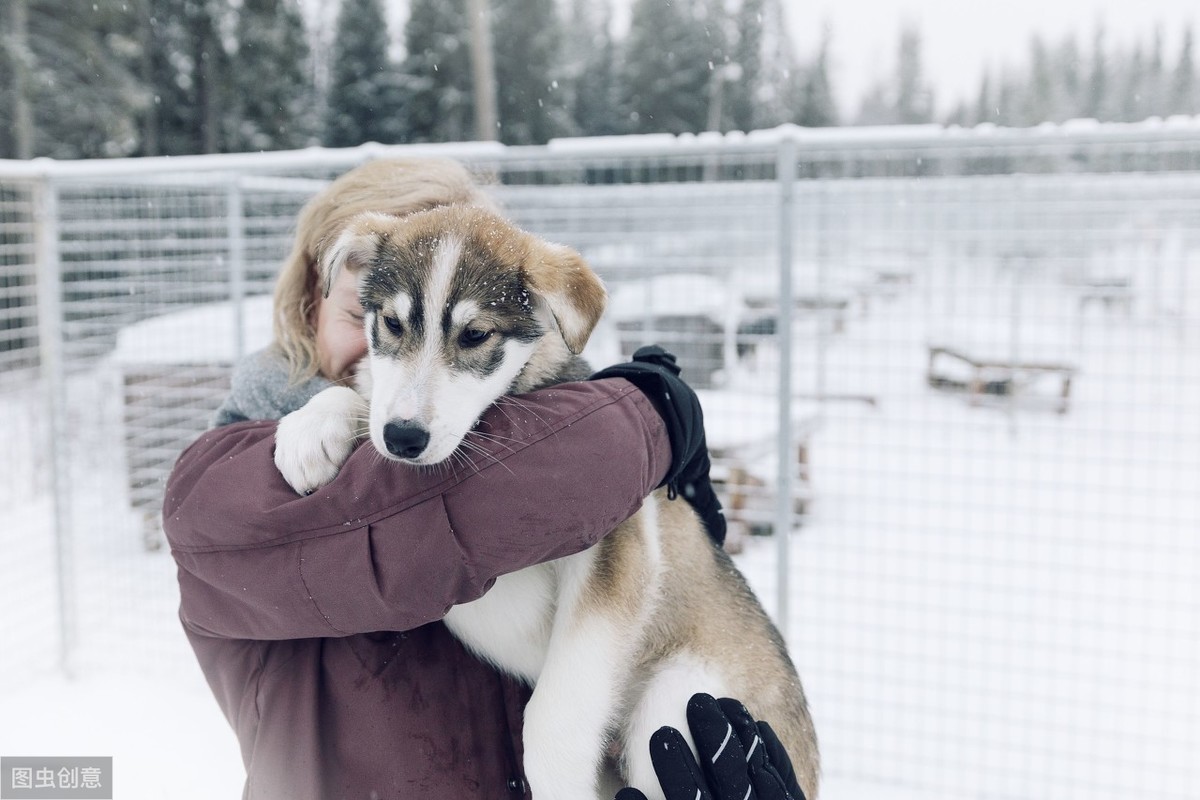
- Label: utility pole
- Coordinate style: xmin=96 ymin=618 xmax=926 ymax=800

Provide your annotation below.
xmin=467 ymin=0 xmax=499 ymax=141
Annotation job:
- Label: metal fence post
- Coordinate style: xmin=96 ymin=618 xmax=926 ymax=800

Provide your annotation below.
xmin=227 ymin=180 xmax=246 ymax=359
xmin=775 ymin=138 xmax=797 ymax=637
xmin=33 ymin=175 xmax=75 ymax=678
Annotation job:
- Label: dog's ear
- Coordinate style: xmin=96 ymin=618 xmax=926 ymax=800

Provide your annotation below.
xmin=319 ymin=212 xmax=394 ymax=298
xmin=524 ymin=240 xmax=607 ymax=354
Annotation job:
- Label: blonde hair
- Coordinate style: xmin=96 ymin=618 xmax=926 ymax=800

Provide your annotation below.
xmin=272 ymin=158 xmax=495 ymax=381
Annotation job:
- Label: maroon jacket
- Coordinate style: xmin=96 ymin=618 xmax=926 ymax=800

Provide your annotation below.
xmin=164 ymin=379 xmax=671 ymax=799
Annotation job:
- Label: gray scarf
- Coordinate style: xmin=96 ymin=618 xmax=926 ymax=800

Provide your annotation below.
xmin=211 ymin=347 xmax=334 ymax=427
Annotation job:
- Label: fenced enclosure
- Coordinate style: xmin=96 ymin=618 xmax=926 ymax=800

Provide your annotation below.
xmin=1 ymin=122 xmax=1198 ymax=800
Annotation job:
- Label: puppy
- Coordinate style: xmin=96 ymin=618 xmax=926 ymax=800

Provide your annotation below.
xmin=274 ymin=205 xmax=819 ymax=799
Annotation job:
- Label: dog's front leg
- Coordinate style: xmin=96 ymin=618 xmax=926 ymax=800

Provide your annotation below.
xmin=274 ymin=386 xmax=367 ymax=495
xmin=522 ymin=558 xmax=631 ymax=800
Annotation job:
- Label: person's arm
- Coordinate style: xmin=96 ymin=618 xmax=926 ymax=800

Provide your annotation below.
xmin=164 ymin=378 xmax=670 ymax=641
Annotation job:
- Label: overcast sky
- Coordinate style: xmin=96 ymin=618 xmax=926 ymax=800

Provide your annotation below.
xmin=777 ymin=0 xmax=1199 ymax=116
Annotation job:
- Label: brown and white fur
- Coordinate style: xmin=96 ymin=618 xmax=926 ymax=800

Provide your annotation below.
xmin=273 ymin=205 xmax=819 ymax=800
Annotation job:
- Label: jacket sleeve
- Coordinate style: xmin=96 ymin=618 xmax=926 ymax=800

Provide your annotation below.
xmin=164 ymin=379 xmax=670 ymax=640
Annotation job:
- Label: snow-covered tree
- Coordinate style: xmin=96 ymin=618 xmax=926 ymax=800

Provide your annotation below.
xmin=563 ymin=0 xmax=622 ymax=136
xmin=621 ymin=0 xmax=714 ymax=134
xmin=492 ymin=0 xmax=573 ymax=144
xmin=1083 ymin=25 xmax=1110 ymax=120
xmin=139 ymin=0 xmax=233 ymax=155
xmin=723 ymin=0 xmax=763 ymax=132
xmin=396 ymin=0 xmax=474 ymax=143
xmin=1 ymin=0 xmax=148 ymax=158
xmin=951 ymin=27 xmax=1200 ymax=128
xmin=1117 ymin=43 xmax=1146 ymax=122
xmin=230 ymin=0 xmax=315 ymax=152
xmin=1171 ymin=26 xmax=1197 ymax=114
xmin=855 ymin=23 xmax=933 ymax=125
xmin=796 ymin=27 xmax=837 ymax=127
xmin=324 ymin=0 xmax=398 ymax=147
xmin=1053 ymin=35 xmax=1083 ymax=120
xmin=1021 ymin=36 xmax=1055 ymax=125
xmin=1143 ymin=27 xmax=1167 ymax=117
xmin=973 ymin=70 xmax=995 ymax=124
xmin=894 ymin=25 xmax=934 ymax=123
xmin=746 ymin=0 xmax=800 ymax=129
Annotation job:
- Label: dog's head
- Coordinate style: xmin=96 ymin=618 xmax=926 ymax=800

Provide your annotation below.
xmin=320 ymin=205 xmax=607 ymax=465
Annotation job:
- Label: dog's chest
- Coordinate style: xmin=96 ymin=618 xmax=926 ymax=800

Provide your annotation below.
xmin=441 ymin=562 xmax=557 ymax=683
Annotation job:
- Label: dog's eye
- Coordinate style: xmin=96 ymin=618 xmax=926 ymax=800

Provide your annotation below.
xmin=459 ymin=328 xmax=492 ymax=348
xmin=383 ymin=316 xmax=404 ymax=337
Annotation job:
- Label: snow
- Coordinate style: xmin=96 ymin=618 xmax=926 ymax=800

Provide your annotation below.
xmin=6 ymin=274 xmax=1195 ymax=800
xmin=112 ymin=295 xmax=273 ymax=366
xmin=0 ymin=673 xmax=243 ymax=800
xmin=608 ymin=274 xmax=738 ymax=327
xmin=2 ymin=154 xmax=1198 ymax=800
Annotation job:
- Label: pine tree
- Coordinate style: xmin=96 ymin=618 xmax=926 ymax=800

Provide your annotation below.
xmin=1021 ymin=35 xmax=1055 ymax=125
xmin=748 ymin=0 xmax=799 ymax=129
xmin=2 ymin=0 xmax=148 ymax=158
xmin=855 ymin=24 xmax=933 ymax=125
xmin=396 ymin=0 xmax=474 ymax=143
xmin=894 ymin=24 xmax=934 ymax=124
xmin=692 ymin=0 xmax=729 ymax=131
xmin=492 ymin=0 xmax=573 ymax=144
xmin=796 ymin=27 xmax=837 ymax=127
xmin=230 ymin=0 xmax=315 ymax=152
xmin=1144 ymin=26 xmax=1166 ymax=117
xmin=725 ymin=0 xmax=764 ymax=132
xmin=324 ymin=0 xmax=398 ymax=147
xmin=563 ymin=0 xmax=621 ymax=136
xmin=993 ymin=71 xmax=1017 ymax=126
xmin=1171 ymin=26 xmax=1197 ymax=114
xmin=140 ymin=0 xmax=233 ymax=156
xmin=854 ymin=83 xmax=892 ymax=125
xmin=621 ymin=0 xmax=714 ymax=134
xmin=1118 ymin=43 xmax=1146 ymax=122
xmin=973 ymin=69 xmax=994 ymax=125
xmin=1053 ymin=35 xmax=1083 ymax=121
xmin=1083 ymin=25 xmax=1109 ymax=120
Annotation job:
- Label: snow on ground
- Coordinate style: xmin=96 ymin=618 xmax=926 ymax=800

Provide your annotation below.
xmin=1 ymin=266 xmax=1197 ymax=800
xmin=0 ymin=672 xmax=243 ymax=800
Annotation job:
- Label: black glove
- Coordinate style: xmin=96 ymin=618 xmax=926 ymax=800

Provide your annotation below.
xmin=614 ymin=693 xmax=806 ymax=800
xmin=590 ymin=346 xmax=726 ymax=546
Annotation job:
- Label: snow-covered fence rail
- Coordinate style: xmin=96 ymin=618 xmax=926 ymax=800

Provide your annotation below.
xmin=1 ymin=122 xmax=1198 ymax=800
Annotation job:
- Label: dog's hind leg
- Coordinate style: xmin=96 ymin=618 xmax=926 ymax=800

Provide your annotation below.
xmin=621 ymin=654 xmax=731 ymax=800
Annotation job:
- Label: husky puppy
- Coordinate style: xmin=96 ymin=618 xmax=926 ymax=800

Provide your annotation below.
xmin=273 ymin=205 xmax=819 ymax=800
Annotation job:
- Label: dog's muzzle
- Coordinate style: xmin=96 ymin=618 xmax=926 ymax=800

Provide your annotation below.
xmin=382 ymin=421 xmax=431 ymax=460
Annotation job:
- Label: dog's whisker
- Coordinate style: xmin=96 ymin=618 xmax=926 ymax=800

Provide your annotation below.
xmin=495 ymin=396 xmax=552 ymax=430
xmin=442 ymin=453 xmax=463 ymax=482
xmin=458 ymin=439 xmax=510 ymax=475
xmin=490 ymin=401 xmax=522 ymax=427
xmin=466 ymin=431 xmax=521 ymax=454
xmin=452 ymin=451 xmax=476 ymax=478
xmin=469 ymin=428 xmax=522 ymax=443
xmin=449 ymin=443 xmax=480 ymax=474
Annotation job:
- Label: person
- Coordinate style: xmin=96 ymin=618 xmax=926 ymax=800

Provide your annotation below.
xmin=163 ymin=158 xmax=802 ymax=799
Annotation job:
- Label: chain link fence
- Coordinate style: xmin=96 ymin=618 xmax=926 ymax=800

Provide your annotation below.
xmin=1 ymin=124 xmax=1198 ymax=799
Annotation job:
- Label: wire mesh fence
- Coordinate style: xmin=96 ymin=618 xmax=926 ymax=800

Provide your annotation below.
xmin=0 ymin=123 xmax=1198 ymax=800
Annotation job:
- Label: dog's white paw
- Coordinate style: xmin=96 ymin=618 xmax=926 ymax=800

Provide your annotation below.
xmin=274 ymin=386 xmax=368 ymax=495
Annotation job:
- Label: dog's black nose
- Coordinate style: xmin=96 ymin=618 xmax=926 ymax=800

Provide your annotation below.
xmin=383 ymin=421 xmax=430 ymax=459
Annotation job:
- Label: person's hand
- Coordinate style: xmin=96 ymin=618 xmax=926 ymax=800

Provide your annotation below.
xmin=614 ymin=694 xmax=806 ymax=800
xmin=589 ymin=346 xmax=726 ymax=546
